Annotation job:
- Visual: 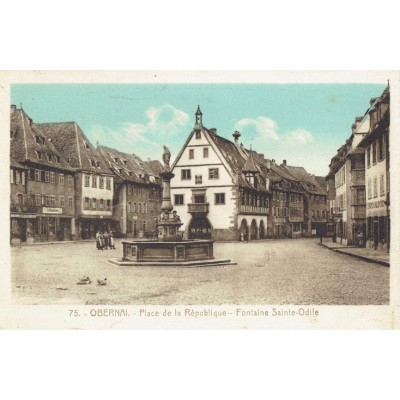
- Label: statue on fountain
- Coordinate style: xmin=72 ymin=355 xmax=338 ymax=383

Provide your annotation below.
xmin=162 ymin=145 xmax=171 ymax=171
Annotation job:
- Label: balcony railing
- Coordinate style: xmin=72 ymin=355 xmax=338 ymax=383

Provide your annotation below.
xmin=188 ymin=203 xmax=209 ymax=214
xmin=351 ymin=170 xmax=365 ymax=186
xmin=238 ymin=205 xmax=269 ymax=215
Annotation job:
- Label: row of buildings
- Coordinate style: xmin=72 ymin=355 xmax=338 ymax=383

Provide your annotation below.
xmin=170 ymin=107 xmax=328 ymax=241
xmin=10 ymin=106 xmax=163 ymax=244
xmin=10 ymin=105 xmax=328 ymax=244
xmin=326 ymin=85 xmax=390 ymax=251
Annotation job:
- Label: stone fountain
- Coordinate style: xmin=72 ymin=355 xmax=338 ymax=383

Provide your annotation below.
xmin=109 ymin=146 xmax=235 ymax=267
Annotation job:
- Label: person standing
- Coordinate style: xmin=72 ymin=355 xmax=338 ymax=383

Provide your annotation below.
xmin=103 ymin=230 xmax=109 ymax=249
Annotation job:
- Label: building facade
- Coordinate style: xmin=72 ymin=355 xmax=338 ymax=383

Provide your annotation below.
xmin=39 ymin=122 xmax=115 ymax=239
xmin=10 ymin=106 xmax=76 ymax=243
xmin=358 ymin=87 xmax=390 ymax=251
xmin=98 ymin=145 xmax=162 ymax=238
xmin=171 ymin=107 xmax=271 ymax=241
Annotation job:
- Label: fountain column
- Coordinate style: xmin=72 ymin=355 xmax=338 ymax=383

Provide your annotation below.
xmin=157 ymin=146 xmax=183 ymax=241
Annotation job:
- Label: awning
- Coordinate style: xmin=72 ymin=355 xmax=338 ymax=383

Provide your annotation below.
xmin=78 ymin=214 xmax=113 ymax=220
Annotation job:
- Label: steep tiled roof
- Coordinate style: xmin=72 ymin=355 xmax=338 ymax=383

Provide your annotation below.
xmin=315 ymin=176 xmax=327 ymax=193
xmin=38 ymin=122 xmax=111 ymax=174
xmin=10 ymin=108 xmax=74 ymax=172
xmin=98 ymin=145 xmax=161 ymax=186
xmin=281 ymin=165 xmax=325 ymax=195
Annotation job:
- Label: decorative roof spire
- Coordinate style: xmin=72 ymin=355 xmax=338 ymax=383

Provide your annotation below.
xmin=242 ymin=148 xmax=258 ymax=174
xmin=195 ymin=105 xmax=203 ymax=127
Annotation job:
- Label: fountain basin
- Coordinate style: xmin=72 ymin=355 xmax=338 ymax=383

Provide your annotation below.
xmin=108 ymin=239 xmax=236 ymax=267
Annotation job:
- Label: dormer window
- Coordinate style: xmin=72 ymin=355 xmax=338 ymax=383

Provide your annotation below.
xmin=123 ymin=160 xmax=127 ymax=166
xmin=47 ymin=154 xmax=52 ymax=162
xmin=35 ymin=151 xmax=42 ymax=159
xmin=96 ymin=161 xmax=100 ymax=168
xmin=55 ymin=155 xmax=60 ymax=163
xmin=113 ymin=157 xmax=119 ymax=163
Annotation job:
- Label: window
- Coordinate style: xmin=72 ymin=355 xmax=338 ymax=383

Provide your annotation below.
xmin=380 ymin=174 xmax=385 ymax=196
xmin=68 ymin=175 xmax=73 ymax=187
xmin=15 ymin=171 xmax=21 ymax=185
xmin=378 ymin=136 xmax=384 ymax=161
xmin=92 ymin=198 xmax=97 ymax=210
xmin=373 ymin=177 xmax=378 ymax=198
xmin=59 ymin=174 xmax=64 ymax=185
xmin=277 ymin=207 xmax=280 ymax=217
xmin=84 ymin=197 xmax=89 ymax=209
xmin=144 ymin=203 xmax=148 ymax=214
xmin=181 ymin=169 xmax=191 ymax=180
xmin=372 ymin=141 xmax=377 ymax=164
xmin=189 ymin=149 xmax=194 ymax=159
xmin=100 ymin=199 xmax=104 ymax=210
xmin=59 ymin=196 xmax=65 ymax=207
xmin=106 ymin=177 xmax=111 ymax=190
xmin=195 ymin=175 xmax=202 ymax=184
xmin=10 ymin=170 xmax=14 ymax=184
xmin=68 ymin=197 xmax=73 ymax=208
xmin=195 ymin=131 xmax=201 ymax=139
xmin=138 ymin=203 xmax=142 ymax=213
xmin=45 ymin=171 xmax=50 ymax=183
xmin=45 ymin=195 xmax=50 ymax=206
xmin=35 ymin=194 xmax=41 ymax=206
xmin=99 ymin=177 xmax=104 ymax=189
xmin=215 ymin=193 xmax=225 ymax=205
xmin=203 ymin=148 xmax=209 ymax=158
xmin=174 ymin=194 xmax=184 ymax=205
xmin=367 ymin=146 xmax=371 ymax=167
xmin=50 ymin=172 xmax=55 ymax=184
xmin=133 ymin=202 xmax=136 ymax=213
xmin=106 ymin=200 xmax=111 ymax=211
xmin=55 ymin=155 xmax=60 ymax=163
xmin=194 ymin=195 xmax=205 ymax=204
xmin=47 ymin=154 xmax=52 ymax=162
xmin=84 ymin=174 xmax=90 ymax=187
xmin=50 ymin=195 xmax=56 ymax=207
xmin=92 ymin=175 xmax=97 ymax=188
xmin=209 ymin=168 xmax=219 ymax=179
xmin=367 ymin=179 xmax=372 ymax=199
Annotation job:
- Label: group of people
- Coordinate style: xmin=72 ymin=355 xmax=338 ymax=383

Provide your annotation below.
xmin=96 ymin=230 xmax=116 ymax=250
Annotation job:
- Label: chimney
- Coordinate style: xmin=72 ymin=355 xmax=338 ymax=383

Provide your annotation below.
xmin=209 ymin=128 xmax=217 ymax=135
xmin=232 ymin=131 xmax=241 ymax=146
xmin=10 ymin=105 xmax=16 ymax=113
xmin=272 ymin=159 xmax=275 ymax=164
xmin=259 ymin=153 xmax=264 ymax=159
xmin=266 ymin=160 xmax=271 ymax=169
xmin=28 ymin=117 xmax=33 ymax=126
xmin=282 ymin=159 xmax=287 ymax=166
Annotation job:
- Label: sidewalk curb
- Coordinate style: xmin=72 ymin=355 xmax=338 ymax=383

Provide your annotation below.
xmin=318 ymin=243 xmax=390 ymax=267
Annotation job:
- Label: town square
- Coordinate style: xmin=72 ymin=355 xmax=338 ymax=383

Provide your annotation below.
xmin=9 ymin=80 xmax=391 ymax=305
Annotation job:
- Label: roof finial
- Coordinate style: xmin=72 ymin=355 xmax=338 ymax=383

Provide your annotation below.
xmin=195 ymin=105 xmax=203 ymax=127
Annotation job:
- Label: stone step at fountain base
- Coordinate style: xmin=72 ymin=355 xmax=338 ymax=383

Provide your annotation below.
xmin=108 ymin=258 xmax=237 ymax=268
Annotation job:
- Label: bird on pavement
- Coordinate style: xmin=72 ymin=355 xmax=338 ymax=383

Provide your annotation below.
xmin=77 ymin=276 xmax=91 ymax=285
xmin=97 ymin=278 xmax=107 ymax=286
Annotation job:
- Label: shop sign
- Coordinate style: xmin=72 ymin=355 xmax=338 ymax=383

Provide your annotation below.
xmin=367 ymin=200 xmax=385 ymax=210
xmin=42 ymin=207 xmax=63 ymax=214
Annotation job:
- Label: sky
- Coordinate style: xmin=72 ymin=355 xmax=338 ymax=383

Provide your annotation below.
xmin=11 ymin=83 xmax=387 ymax=176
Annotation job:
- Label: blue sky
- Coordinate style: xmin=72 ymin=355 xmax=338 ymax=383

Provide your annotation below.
xmin=11 ymin=83 xmax=386 ymax=176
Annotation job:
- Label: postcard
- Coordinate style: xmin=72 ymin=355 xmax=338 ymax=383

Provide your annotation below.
xmin=0 ymin=70 xmax=398 ymax=329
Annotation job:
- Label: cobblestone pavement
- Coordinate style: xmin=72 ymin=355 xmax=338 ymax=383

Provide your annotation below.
xmin=11 ymin=238 xmax=389 ymax=305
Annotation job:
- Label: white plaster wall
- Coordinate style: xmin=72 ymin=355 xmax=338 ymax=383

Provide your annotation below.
xmin=366 ymin=157 xmax=387 ymax=217
xmin=81 ymin=173 xmax=114 ymax=215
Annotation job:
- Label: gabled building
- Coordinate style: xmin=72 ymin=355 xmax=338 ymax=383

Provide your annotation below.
xmin=357 ymin=86 xmax=390 ymax=251
xmin=97 ymin=145 xmax=162 ymax=238
xmin=170 ymin=107 xmax=271 ymax=241
xmin=10 ymin=106 xmax=76 ymax=243
xmin=39 ymin=122 xmax=115 ymax=239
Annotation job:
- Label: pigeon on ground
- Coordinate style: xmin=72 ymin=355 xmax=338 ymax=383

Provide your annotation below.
xmin=97 ymin=278 xmax=107 ymax=286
